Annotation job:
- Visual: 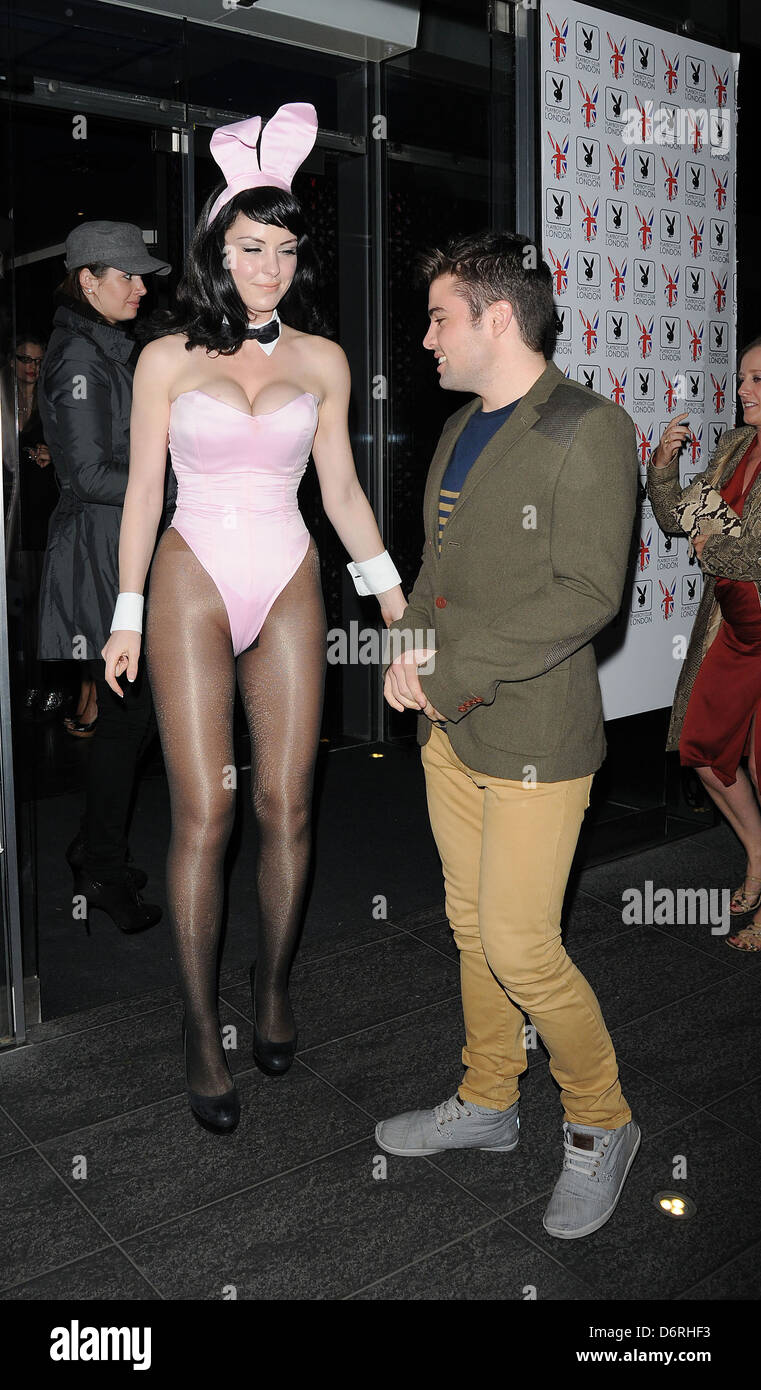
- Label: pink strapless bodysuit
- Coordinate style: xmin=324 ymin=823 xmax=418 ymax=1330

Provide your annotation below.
xmin=168 ymin=389 xmax=319 ymax=656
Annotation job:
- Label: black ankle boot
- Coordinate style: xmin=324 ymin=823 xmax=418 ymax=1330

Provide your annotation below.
xmin=73 ymin=868 xmax=161 ymax=934
xmin=250 ymin=964 xmax=298 ymax=1076
xmin=182 ymin=1016 xmax=240 ymax=1134
xmin=66 ymin=831 xmax=148 ymax=891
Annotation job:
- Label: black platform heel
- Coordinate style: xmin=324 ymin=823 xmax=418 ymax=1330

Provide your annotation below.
xmin=182 ymin=1014 xmax=240 ymax=1134
xmin=250 ymin=965 xmax=297 ymax=1076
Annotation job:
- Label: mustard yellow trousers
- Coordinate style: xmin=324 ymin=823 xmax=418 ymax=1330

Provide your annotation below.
xmin=421 ymin=724 xmax=631 ymax=1129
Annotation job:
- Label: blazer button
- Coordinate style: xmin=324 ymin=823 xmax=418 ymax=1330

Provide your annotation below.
xmin=435 ymin=596 xmax=447 ymax=608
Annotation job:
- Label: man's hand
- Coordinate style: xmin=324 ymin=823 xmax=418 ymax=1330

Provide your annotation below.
xmin=384 ymin=647 xmax=437 ymax=712
xmin=422 ymin=699 xmax=446 ymax=722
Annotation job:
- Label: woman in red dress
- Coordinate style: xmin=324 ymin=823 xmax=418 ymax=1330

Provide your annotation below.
xmin=649 ymin=337 xmax=761 ymax=950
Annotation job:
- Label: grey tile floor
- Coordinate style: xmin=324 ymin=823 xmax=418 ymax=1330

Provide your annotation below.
xmin=1 ymin=822 xmax=760 ymax=1301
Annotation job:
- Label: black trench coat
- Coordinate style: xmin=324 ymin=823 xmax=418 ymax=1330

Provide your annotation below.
xmin=37 ymin=298 xmax=173 ymax=660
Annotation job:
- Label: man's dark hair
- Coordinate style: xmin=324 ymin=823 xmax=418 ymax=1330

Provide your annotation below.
xmin=417 ymin=231 xmax=556 ymax=354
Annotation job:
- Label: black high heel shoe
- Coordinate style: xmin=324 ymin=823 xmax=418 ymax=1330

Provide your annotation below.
xmin=250 ymin=965 xmax=297 ymax=1076
xmin=182 ymin=1015 xmax=240 ymax=1134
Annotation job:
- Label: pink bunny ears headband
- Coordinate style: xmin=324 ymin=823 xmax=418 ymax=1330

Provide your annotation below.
xmin=206 ymin=102 xmax=318 ymax=227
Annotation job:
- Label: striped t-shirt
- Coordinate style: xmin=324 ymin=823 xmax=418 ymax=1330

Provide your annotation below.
xmin=437 ymin=397 xmax=521 ymax=553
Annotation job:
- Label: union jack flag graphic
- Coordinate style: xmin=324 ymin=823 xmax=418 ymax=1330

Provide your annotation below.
xmin=578 ymin=81 xmax=599 ymax=129
xmin=607 ymin=144 xmax=626 ymax=190
xmin=687 ymin=424 xmax=703 ymax=464
xmin=635 ymin=315 xmax=653 ymax=357
xmin=687 ymin=320 xmax=704 ymax=363
xmin=578 ymin=195 xmax=599 ymax=242
xmin=660 ymin=579 xmax=676 ymax=619
xmin=579 ymin=310 xmax=599 ymax=355
xmin=688 ymin=110 xmax=704 ymax=153
xmin=662 ymin=264 xmax=679 ymax=309
xmin=711 ymin=373 xmax=727 ymax=412
xmin=547 ymin=14 xmax=568 ymax=63
xmin=661 ymin=157 xmax=679 ymax=202
xmin=639 ymin=530 xmax=652 ymax=570
xmin=608 ymin=367 xmax=627 ymax=405
xmin=712 ymin=64 xmax=728 ymax=107
xmin=608 ymin=257 xmax=627 ymax=301
xmin=634 ymin=96 xmax=653 ymax=143
xmin=661 ymin=49 xmax=679 ymax=94
xmin=547 ymin=131 xmax=569 ymax=179
xmin=606 ymin=32 xmax=626 ymax=79
xmin=712 ymin=168 xmax=728 ymax=210
xmin=636 ymin=423 xmax=654 ymax=466
xmin=688 ymin=216 xmax=704 ymax=258
xmin=662 ymin=372 xmax=680 ymax=411
xmin=711 ymin=272 xmax=727 ymax=313
xmin=547 ymin=247 xmax=570 ymax=295
xmin=635 ymin=204 xmax=654 ymax=250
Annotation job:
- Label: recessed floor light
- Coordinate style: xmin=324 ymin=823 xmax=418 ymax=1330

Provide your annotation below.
xmin=652 ymin=1190 xmax=697 ymax=1219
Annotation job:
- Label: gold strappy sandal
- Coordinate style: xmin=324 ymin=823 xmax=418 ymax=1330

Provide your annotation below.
xmin=729 ymin=873 xmax=761 ymax=916
xmin=726 ymin=921 xmax=761 ymax=952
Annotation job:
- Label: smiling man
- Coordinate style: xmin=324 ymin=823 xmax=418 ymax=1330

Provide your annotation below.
xmin=377 ymin=231 xmax=641 ymax=1240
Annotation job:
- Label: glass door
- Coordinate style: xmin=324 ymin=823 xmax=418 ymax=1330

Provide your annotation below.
xmin=0 ymin=96 xmax=183 ymax=1030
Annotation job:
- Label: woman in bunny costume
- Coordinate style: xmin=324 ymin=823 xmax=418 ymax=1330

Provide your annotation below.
xmin=102 ymin=104 xmax=406 ymax=1131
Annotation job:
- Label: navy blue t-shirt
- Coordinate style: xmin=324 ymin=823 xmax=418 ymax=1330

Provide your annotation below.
xmin=437 ymin=398 xmax=521 ymax=553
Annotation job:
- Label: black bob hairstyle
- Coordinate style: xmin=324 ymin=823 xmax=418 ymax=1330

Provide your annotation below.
xmin=153 ymin=184 xmax=329 ymax=353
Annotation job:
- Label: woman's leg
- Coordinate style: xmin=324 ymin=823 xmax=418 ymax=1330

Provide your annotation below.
xmin=694 ymin=757 xmax=761 ymax=894
xmin=145 ymin=528 xmax=238 ymax=1096
xmin=235 ymin=539 xmax=327 ymax=1041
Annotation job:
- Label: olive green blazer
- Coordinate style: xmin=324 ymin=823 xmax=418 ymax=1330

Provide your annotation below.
xmin=389 ymin=361 xmax=638 ymax=781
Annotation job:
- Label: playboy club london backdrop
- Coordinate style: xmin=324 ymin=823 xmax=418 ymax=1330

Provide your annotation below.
xmin=540 ymin=0 xmax=740 ymax=719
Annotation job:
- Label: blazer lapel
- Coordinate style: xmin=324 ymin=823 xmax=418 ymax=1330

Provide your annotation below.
xmin=429 ymin=362 xmax=564 ymax=535
xmin=423 ymin=398 xmax=480 ymax=540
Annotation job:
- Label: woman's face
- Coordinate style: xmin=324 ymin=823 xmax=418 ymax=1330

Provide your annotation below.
xmin=79 ymin=266 xmax=147 ymax=324
xmin=738 ymin=347 xmax=761 ymax=428
xmin=15 ymin=341 xmax=44 ymax=388
xmin=222 ymin=214 xmax=298 ymax=323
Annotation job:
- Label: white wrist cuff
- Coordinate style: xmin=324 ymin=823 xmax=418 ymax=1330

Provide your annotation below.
xmin=346 ymin=550 xmax=402 ymax=597
xmin=110 ymin=592 xmax=144 ymax=634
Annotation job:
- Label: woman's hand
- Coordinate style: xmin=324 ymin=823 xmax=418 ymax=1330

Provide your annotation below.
xmin=101 ymin=630 xmax=142 ymax=696
xmin=691 ymin=534 xmax=709 ymax=559
xmin=34 ymin=444 xmax=51 ymax=468
xmin=651 ymin=412 xmax=690 ymax=468
xmin=378 ymin=586 xmax=407 ymax=627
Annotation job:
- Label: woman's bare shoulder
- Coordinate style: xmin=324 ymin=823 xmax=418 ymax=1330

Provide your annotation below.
xmin=290 ymin=331 xmax=348 ymax=381
xmin=137 ymin=333 xmax=189 ymax=369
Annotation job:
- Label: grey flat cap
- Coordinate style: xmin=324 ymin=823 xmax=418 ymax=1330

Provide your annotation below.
xmin=64 ymin=220 xmax=171 ymax=275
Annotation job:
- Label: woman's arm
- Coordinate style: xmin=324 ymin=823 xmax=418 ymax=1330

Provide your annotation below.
xmin=101 ymin=339 xmax=174 ymax=693
xmin=310 ymin=340 xmax=405 ymax=624
xmin=647 ymin=412 xmax=691 ymax=535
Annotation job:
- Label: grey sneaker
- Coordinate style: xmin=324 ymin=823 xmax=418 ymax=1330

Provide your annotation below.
xmin=543 ymin=1118 xmax=641 ymax=1239
xmin=375 ymin=1093 xmax=519 ymax=1157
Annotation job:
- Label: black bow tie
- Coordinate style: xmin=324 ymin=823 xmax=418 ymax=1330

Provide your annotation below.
xmin=243 ymin=318 xmax=280 ymax=344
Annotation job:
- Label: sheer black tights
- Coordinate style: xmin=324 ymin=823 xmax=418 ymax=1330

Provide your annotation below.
xmin=145 ymin=528 xmax=326 ymax=1095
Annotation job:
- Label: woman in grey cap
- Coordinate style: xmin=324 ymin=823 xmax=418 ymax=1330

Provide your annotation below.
xmin=37 ymin=220 xmax=173 ymax=934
